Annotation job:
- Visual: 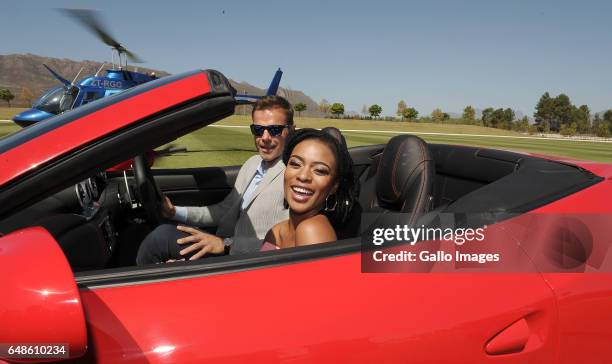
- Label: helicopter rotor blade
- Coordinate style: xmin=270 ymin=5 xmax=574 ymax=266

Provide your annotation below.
xmin=59 ymin=8 xmax=145 ymax=63
xmin=42 ymin=64 xmax=71 ymax=87
xmin=59 ymin=8 xmax=120 ymax=48
xmin=123 ymin=49 xmax=144 ymax=64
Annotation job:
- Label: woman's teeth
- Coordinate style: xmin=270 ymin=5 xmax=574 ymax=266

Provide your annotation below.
xmin=292 ymin=186 xmax=314 ymax=196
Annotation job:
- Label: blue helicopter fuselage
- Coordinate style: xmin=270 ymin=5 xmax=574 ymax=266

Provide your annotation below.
xmin=13 ymin=69 xmax=155 ymax=127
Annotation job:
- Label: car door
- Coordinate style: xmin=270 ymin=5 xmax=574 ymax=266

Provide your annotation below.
xmin=153 ymin=166 xmax=240 ymax=207
xmin=73 ymin=243 xmax=558 ymax=363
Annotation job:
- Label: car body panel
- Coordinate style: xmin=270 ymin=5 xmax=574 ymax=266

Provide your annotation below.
xmin=77 ymin=253 xmax=557 ymax=363
xmin=540 ymin=273 xmax=612 ymax=364
xmin=0 ymin=227 xmax=87 ymax=359
xmin=517 ymin=152 xmax=612 ymax=177
xmin=505 ymin=175 xmax=612 ymax=364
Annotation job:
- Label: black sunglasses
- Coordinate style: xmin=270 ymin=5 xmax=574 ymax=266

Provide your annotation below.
xmin=250 ymin=124 xmax=290 ymax=137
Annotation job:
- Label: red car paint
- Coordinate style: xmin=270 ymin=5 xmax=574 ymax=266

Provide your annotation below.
xmin=78 ymin=257 xmax=559 ymax=363
xmin=0 ymin=228 xmax=87 ymax=361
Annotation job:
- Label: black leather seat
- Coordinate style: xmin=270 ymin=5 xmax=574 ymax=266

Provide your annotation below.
xmin=321 ymin=126 xmax=347 ymax=149
xmin=359 ymin=134 xmax=436 ymax=230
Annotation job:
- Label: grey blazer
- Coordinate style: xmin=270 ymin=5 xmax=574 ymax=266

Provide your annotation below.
xmin=182 ymin=155 xmax=288 ymax=254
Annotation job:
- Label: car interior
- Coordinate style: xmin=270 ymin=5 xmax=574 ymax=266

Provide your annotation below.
xmin=0 ymin=127 xmax=602 ymax=279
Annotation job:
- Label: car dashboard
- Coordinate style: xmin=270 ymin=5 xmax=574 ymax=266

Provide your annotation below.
xmin=0 ymin=172 xmax=146 ymax=271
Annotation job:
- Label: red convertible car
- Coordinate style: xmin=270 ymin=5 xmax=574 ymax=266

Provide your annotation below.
xmin=0 ymin=69 xmax=611 ymax=363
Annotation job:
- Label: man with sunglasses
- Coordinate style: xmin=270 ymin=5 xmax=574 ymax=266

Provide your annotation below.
xmin=136 ymin=96 xmax=294 ymax=264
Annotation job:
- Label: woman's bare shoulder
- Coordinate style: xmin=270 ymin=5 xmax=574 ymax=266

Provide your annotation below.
xmin=264 ymin=220 xmax=287 ymax=245
xmin=295 ymin=215 xmax=337 ymax=246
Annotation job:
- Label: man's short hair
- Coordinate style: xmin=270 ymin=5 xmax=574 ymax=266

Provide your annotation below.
xmin=252 ymin=95 xmax=294 ymax=126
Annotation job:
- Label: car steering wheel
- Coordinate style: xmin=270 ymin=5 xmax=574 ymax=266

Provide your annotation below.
xmin=133 ymin=154 xmax=163 ymax=224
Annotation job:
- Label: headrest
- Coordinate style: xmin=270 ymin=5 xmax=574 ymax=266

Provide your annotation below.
xmin=321 ymin=126 xmax=347 ymax=149
xmin=376 ymin=135 xmax=434 ymax=210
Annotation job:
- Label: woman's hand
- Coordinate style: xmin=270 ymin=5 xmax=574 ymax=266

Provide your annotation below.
xmin=176 ymin=225 xmax=225 ymax=260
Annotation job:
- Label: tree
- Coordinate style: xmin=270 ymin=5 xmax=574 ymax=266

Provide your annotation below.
xmin=319 ymin=99 xmax=330 ymax=115
xmin=550 ymin=93 xmax=573 ymax=131
xmin=603 ymin=110 xmax=612 ymax=136
xmin=491 ymin=108 xmax=506 ymax=128
xmin=534 ymin=92 xmax=582 ymax=132
xmin=0 ymin=88 xmax=15 ymax=107
xmin=573 ymin=105 xmax=591 ymax=134
xmin=481 ymin=107 xmax=494 ymax=127
xmin=592 ymin=113 xmax=602 ymax=130
xmin=369 ymin=104 xmax=382 ymax=119
xmin=534 ymin=92 xmax=555 ymax=132
xmin=481 ymin=107 xmax=514 ymax=129
xmin=431 ymin=108 xmax=445 ymax=122
xmin=402 ymin=107 xmax=418 ymax=120
xmin=463 ymin=105 xmax=476 ymax=120
xmin=603 ymin=109 xmax=612 ymax=124
xmin=294 ymin=102 xmax=307 ymax=117
xmin=594 ymin=122 xmax=611 ymax=138
xmin=502 ymin=108 xmax=515 ymax=129
xmin=396 ymin=100 xmax=407 ymax=119
xmin=330 ymin=103 xmax=344 ymax=118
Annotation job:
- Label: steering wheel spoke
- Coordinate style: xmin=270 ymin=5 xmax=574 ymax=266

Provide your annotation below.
xmin=133 ymin=154 xmax=163 ymax=224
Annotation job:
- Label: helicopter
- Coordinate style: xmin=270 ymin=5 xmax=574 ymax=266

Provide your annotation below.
xmin=12 ymin=9 xmax=156 ymax=127
xmin=13 ymin=9 xmax=283 ymax=127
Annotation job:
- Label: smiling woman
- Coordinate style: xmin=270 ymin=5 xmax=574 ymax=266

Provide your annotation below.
xmin=263 ymin=128 xmax=356 ymax=249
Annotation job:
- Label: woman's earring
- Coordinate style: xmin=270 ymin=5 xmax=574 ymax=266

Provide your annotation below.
xmin=324 ymin=194 xmax=337 ymax=212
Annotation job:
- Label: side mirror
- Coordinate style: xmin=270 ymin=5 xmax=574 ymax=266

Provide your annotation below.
xmin=0 ymin=227 xmax=87 ymax=362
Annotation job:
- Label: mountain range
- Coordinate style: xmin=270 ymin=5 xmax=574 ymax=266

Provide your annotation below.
xmin=0 ymin=53 xmax=322 ymax=116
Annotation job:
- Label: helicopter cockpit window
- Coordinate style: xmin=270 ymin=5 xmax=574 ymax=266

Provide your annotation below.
xmin=59 ymin=87 xmax=79 ymax=113
xmin=34 ymin=86 xmax=64 ymax=115
xmin=33 ymin=86 xmax=79 ymax=115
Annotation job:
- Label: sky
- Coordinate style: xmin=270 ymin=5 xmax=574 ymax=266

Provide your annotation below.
xmin=2 ymin=0 xmax=612 ymax=117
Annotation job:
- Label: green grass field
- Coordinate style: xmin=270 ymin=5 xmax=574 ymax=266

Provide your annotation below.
xmin=1 ymin=112 xmax=610 ymax=168
xmin=153 ymin=116 xmax=611 ymax=167
xmin=0 ymin=107 xmax=26 ymax=120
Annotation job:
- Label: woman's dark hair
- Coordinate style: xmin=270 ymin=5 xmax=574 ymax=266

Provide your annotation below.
xmin=282 ymin=128 xmax=355 ymax=226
